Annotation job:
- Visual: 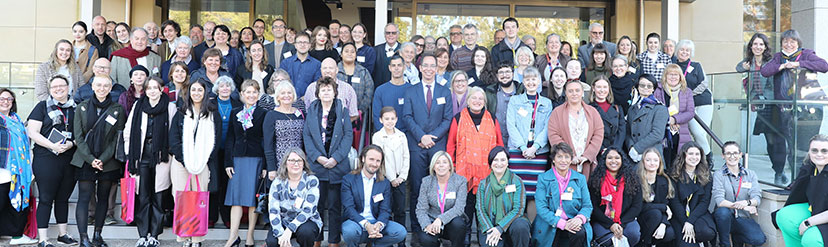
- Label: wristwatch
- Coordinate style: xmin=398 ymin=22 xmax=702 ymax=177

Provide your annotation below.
xmin=804 ymin=220 xmax=812 ymax=227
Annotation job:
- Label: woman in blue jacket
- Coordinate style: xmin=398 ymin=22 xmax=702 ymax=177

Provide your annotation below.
xmin=532 ymin=142 xmax=593 ymax=247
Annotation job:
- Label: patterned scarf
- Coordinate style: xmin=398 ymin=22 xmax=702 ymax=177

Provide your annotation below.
xmin=455 ymin=109 xmax=497 ymax=194
xmin=237 ymin=104 xmax=256 ymax=131
xmin=46 ymin=97 xmax=76 ymax=126
xmin=4 ymin=113 xmax=32 ymax=211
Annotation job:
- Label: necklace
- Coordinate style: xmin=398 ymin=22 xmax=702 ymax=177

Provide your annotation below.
xmin=219 ymin=100 xmax=231 ymax=120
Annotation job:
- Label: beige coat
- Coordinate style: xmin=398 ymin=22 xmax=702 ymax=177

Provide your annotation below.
xmin=34 ymin=62 xmax=84 ymax=101
xmin=123 ymin=101 xmax=177 ymax=192
xmin=110 ymin=51 xmax=162 ymax=88
xmin=371 ymin=128 xmax=410 ymax=182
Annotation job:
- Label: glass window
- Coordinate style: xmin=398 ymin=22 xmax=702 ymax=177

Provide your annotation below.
xmin=415 ymin=4 xmax=509 ymax=49
xmin=516 ymin=6 xmax=604 ymax=56
xmin=255 ymin=0 xmax=286 ymax=42
xmin=743 ymin=0 xmax=791 ymax=51
xmin=169 ymin=0 xmax=251 ymax=36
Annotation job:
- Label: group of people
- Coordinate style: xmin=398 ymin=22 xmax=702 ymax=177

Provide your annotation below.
xmin=0 ymin=12 xmax=826 ymax=247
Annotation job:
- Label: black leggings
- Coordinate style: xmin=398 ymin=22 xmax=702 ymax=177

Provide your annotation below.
xmin=76 ymin=179 xmax=114 ymax=234
xmin=35 ymin=161 xmax=76 ymax=228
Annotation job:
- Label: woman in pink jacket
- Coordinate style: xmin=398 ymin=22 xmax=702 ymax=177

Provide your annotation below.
xmin=547 ymin=80 xmax=605 ymax=180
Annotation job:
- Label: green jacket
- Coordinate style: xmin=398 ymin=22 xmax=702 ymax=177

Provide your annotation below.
xmin=484 ymin=81 xmax=525 ymax=115
xmin=71 ymin=99 xmax=126 ymax=173
xmin=475 ymin=170 xmax=526 ymax=233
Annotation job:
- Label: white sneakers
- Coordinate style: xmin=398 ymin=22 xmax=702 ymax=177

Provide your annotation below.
xmin=9 ymin=235 xmax=39 ymax=245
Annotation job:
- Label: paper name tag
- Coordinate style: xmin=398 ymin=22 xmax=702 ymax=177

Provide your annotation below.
xmin=468 ymin=78 xmax=475 ymax=84
xmin=357 ymin=56 xmax=366 ymax=63
xmin=398 ymin=98 xmax=405 ymax=105
xmin=505 ymin=184 xmax=516 ymax=193
xmin=628 ymin=67 xmax=637 ymax=73
xmin=561 ymin=192 xmax=573 ymax=201
xmin=517 ymin=108 xmax=529 ymax=117
xmin=656 ymin=63 xmax=665 ymax=69
xmin=352 ymin=77 xmax=361 ymax=83
xmin=294 ymin=110 xmax=302 ymax=118
xmin=742 ymin=182 xmax=752 ymax=189
xmin=686 ymin=66 xmax=694 ymax=73
xmin=373 ymin=193 xmax=384 ymax=203
xmin=294 ymin=197 xmax=304 ymax=208
xmin=446 ymin=191 xmax=456 ymax=199
xmin=105 ymin=116 xmax=116 ymax=125
xmin=555 ymin=209 xmax=563 ymax=216
xmin=436 ymin=97 xmax=446 ymax=105
xmin=283 ymin=51 xmax=293 ymax=58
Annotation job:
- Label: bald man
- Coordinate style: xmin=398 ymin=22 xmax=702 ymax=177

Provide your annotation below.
xmin=86 ymin=16 xmax=117 ymax=59
xmin=143 ymin=22 xmax=162 ymax=53
xmin=303 ymin=57 xmax=359 ymax=121
xmin=75 ymin=58 xmax=127 ymax=103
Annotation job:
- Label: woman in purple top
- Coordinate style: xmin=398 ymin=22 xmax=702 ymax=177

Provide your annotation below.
xmin=449 ymin=70 xmax=469 ymax=117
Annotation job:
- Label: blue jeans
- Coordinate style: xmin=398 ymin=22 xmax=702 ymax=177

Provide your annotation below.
xmin=713 ymin=207 xmax=766 ymax=247
xmin=591 ymin=221 xmax=641 ymax=246
xmin=341 ymin=219 xmax=406 ymax=247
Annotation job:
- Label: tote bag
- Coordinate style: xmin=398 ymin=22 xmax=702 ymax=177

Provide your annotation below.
xmin=173 ymin=174 xmax=209 ymax=237
xmin=119 ymin=161 xmax=136 ymax=224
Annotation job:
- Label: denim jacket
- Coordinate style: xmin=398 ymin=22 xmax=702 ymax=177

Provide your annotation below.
xmin=506 ymin=93 xmax=553 ymax=154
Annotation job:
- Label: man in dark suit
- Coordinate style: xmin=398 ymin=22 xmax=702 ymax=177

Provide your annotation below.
xmin=577 ymin=22 xmax=618 ymax=68
xmin=264 ymin=18 xmax=296 ymax=69
xmin=401 ymin=54 xmax=453 ymax=233
xmin=341 ymin=145 xmax=407 ymax=247
xmin=490 ymin=17 xmax=528 ymax=68
xmin=373 ymin=23 xmax=401 ymax=89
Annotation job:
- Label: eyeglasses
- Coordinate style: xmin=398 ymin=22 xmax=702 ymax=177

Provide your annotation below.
xmin=286 ymin=159 xmax=304 ymax=164
xmin=497 ymin=70 xmax=512 ymax=75
xmin=0 ymin=97 xmax=14 ymax=103
xmin=723 ymin=152 xmax=741 ymax=157
xmin=385 ymin=31 xmax=398 ymax=35
xmin=638 ymin=84 xmax=654 ymax=89
xmin=810 ymin=148 xmax=828 ymax=155
xmin=273 ymin=25 xmax=286 ymax=29
xmin=450 ymin=32 xmax=462 ymax=36
xmin=415 ymin=43 xmax=425 ymax=48
xmin=294 ymin=41 xmax=310 ymax=45
xmin=50 ymin=84 xmax=69 ymax=89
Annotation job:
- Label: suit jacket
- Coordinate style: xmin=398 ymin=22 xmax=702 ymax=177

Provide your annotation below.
xmin=577 ymin=41 xmax=617 ymax=68
xmin=341 ymin=172 xmax=393 ymax=226
xmin=373 ymin=43 xmax=400 ymax=88
xmin=264 ymin=41 xmax=297 ymax=69
xmin=547 ymin=102 xmax=605 ymax=164
xmin=625 ymin=102 xmax=669 ymax=153
xmin=111 ymin=52 xmax=163 ymax=88
xmin=402 ymin=82 xmax=453 ymax=152
xmin=416 ymin=174 xmax=468 ymax=228
xmin=71 ymin=99 xmax=127 ymax=172
xmin=302 ymin=99 xmax=353 ymax=183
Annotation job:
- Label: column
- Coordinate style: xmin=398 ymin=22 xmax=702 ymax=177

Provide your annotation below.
xmin=791 ymin=0 xmax=828 ymax=148
xmin=374 ymin=0 xmax=388 ymax=45
xmin=660 ymin=0 xmax=679 ymax=42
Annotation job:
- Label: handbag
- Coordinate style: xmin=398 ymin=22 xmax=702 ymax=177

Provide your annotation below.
xmin=254 ymin=177 xmax=269 ymax=214
xmin=119 ymin=161 xmax=136 ymax=224
xmin=115 ymin=130 xmax=126 ymax=162
xmin=591 ymin=232 xmax=615 ymax=247
xmin=173 ymin=174 xmax=209 ymax=237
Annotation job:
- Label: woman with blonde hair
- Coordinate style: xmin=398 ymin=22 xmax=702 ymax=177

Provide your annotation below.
xmin=35 ymin=39 xmax=84 ymax=101
xmin=415 ymin=151 xmax=468 ymax=247
xmin=636 ymin=147 xmax=676 ymax=246
xmin=654 ymin=64 xmax=695 ymax=166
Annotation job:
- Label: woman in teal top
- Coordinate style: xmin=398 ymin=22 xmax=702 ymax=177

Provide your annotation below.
xmin=476 ymin=146 xmax=530 ymax=247
xmin=533 ymin=142 xmax=593 ymax=247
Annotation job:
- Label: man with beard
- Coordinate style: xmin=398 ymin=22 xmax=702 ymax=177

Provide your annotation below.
xmin=87 ymin=16 xmax=117 ymax=60
xmin=264 ymin=19 xmax=296 ymax=69
xmin=485 ymin=62 xmax=525 ymax=145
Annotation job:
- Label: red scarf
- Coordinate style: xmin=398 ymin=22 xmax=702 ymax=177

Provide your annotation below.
xmin=111 ymin=45 xmax=150 ymax=67
xmin=600 ymin=170 xmax=625 ymax=223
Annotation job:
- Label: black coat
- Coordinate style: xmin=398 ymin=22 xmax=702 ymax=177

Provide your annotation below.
xmin=169 ymin=110 xmax=223 ymax=192
xmin=224 ymin=106 xmax=267 ymax=167
xmin=609 ymin=72 xmax=638 ymax=114
xmin=590 ymin=176 xmax=643 ymax=228
xmin=641 ymin=175 xmax=672 ymax=226
xmin=782 ymin=164 xmax=828 ymax=244
xmin=669 ymin=174 xmax=713 ymax=226
xmin=590 ymin=103 xmax=627 ymax=155
xmin=234 ymin=63 xmax=275 ymax=92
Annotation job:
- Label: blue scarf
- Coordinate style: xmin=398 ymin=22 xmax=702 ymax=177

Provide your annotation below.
xmin=639 ymin=95 xmax=661 ymax=107
xmin=2 ymin=113 xmax=32 ymax=211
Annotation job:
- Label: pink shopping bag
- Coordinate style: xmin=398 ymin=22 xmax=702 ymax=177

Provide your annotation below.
xmin=173 ymin=174 xmax=209 ymax=237
xmin=120 ymin=161 xmax=135 ymax=224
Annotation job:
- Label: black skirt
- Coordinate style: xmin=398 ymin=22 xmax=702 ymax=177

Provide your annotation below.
xmin=75 ymin=162 xmax=122 ymax=181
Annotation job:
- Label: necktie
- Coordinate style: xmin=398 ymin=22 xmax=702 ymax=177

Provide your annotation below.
xmin=426 ymin=85 xmax=433 ymax=113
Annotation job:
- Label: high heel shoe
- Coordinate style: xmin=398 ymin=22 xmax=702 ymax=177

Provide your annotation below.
xmin=245 ymin=238 xmax=255 ymax=247
xmin=229 ymin=237 xmax=241 ymax=247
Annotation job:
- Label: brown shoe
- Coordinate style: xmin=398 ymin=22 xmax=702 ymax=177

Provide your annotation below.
xmin=329 ymin=244 xmax=340 ymax=247
xmin=313 ymin=241 xmax=321 ymax=247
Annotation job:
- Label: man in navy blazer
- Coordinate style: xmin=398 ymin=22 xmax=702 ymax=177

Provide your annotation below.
xmin=401 ymin=54 xmax=453 ymax=232
xmin=341 ymin=145 xmax=406 ymax=247
xmin=373 ymin=23 xmax=401 ymax=89
xmin=263 ymin=18 xmax=296 ymax=69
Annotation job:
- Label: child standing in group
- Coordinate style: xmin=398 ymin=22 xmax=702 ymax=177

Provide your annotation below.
xmin=372 ymin=106 xmax=410 ymax=247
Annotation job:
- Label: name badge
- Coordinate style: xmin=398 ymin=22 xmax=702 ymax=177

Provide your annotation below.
xmin=505 ymin=184 xmax=516 ymax=193
xmin=398 ymin=98 xmax=405 ymax=105
xmin=628 ymin=67 xmax=637 ymax=74
xmin=357 ymin=56 xmax=366 ymax=63
xmin=446 ymin=191 xmax=456 ymax=199
xmin=62 ymin=131 xmax=73 ymax=139
xmin=561 ymin=192 xmax=573 ymax=201
xmin=386 ymin=51 xmax=394 ymax=57
xmin=283 ymin=51 xmax=293 ymax=58
xmin=105 ymin=116 xmax=117 ymax=125
xmin=555 ymin=209 xmax=563 ymax=216
xmin=686 ymin=66 xmax=694 ymax=73
xmin=373 ymin=193 xmax=384 ymax=203
xmin=294 ymin=110 xmax=302 ymax=118
xmin=741 ymin=182 xmax=752 ymax=189
xmin=656 ymin=63 xmax=665 ymax=69
xmin=352 ymin=77 xmax=361 ymax=83
xmin=294 ymin=197 xmax=305 ymax=208
xmin=517 ymin=108 xmax=529 ymax=117
xmin=436 ymin=97 xmax=446 ymax=105
xmin=468 ymin=78 xmax=475 ymax=84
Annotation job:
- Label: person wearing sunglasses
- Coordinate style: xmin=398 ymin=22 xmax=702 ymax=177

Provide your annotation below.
xmin=775 ymin=134 xmax=828 ymax=247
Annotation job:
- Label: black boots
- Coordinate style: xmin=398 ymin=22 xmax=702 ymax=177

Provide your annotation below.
xmin=92 ymin=230 xmax=108 ymax=247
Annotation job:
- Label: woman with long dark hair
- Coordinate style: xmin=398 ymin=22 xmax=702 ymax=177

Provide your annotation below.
xmin=467 ymin=46 xmax=497 ymax=88
xmin=736 ymin=35 xmax=777 ymax=172
xmin=668 ymin=141 xmax=716 ymax=246
xmin=123 ymin=77 xmax=176 ymax=247
xmin=350 ymin=23 xmax=375 ymax=74
xmin=585 ymin=43 xmax=611 ymax=88
xmin=588 ymin=148 xmax=642 ymax=246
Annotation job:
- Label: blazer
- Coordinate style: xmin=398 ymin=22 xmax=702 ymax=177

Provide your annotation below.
xmin=224 ymin=106 xmax=267 ymax=167
xmin=653 ymin=87 xmax=695 ymax=149
xmin=264 ymin=41 xmax=297 ymax=69
xmin=626 ymin=102 xmax=669 ymax=153
xmin=641 ymin=175 xmax=673 ymax=226
xmin=341 ymin=172 xmax=393 ymax=226
xmin=372 ymin=128 xmax=410 ymax=182
xmin=233 ymin=63 xmax=275 ymax=91
xmin=669 ymin=174 xmax=713 ymax=226
xmin=475 ymin=171 xmax=526 ymax=233
xmin=302 ymin=99 xmax=353 ymax=184
xmin=589 ymin=102 xmax=627 ymax=154
xmin=373 ymin=43 xmax=400 ymax=86
xmin=507 ymin=93 xmax=553 ymax=153
xmin=169 ymin=110 xmax=223 ymax=192
xmin=70 ymin=99 xmax=126 ymax=172
xmin=416 ymin=173 xmax=468 ymax=228
xmin=533 ymin=169 xmax=593 ymax=247
xmin=34 ymin=62 xmax=84 ymax=101
xmin=590 ymin=175 xmax=643 ymax=228
xmin=110 ymin=52 xmax=162 ymax=88
xmin=123 ymin=101 xmax=177 ymax=192
xmin=402 ymin=82 xmax=454 ymax=152
xmin=547 ymin=102 xmax=605 ymax=164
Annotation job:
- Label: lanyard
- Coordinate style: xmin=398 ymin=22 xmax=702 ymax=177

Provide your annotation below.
xmin=557 ymin=172 xmax=571 ymax=210
xmin=686 ymin=175 xmax=696 ymax=217
xmin=811 ymin=168 xmax=818 ymax=212
xmin=683 ymin=59 xmax=692 ymax=77
xmin=438 ymin=183 xmax=448 ymax=213
xmin=528 ymin=95 xmax=540 ymax=144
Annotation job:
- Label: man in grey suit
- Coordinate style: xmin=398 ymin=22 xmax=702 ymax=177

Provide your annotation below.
xmin=110 ymin=27 xmax=162 ymax=88
xmin=264 ymin=18 xmax=296 ymax=69
xmin=577 ymin=23 xmax=617 ymax=68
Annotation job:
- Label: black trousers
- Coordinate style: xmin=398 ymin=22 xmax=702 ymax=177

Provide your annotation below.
xmin=76 ymin=179 xmax=114 ymax=234
xmin=34 ymin=159 xmax=76 ymax=227
xmin=210 ymin=150 xmax=231 ymax=226
xmin=0 ymin=182 xmax=28 ymax=236
xmin=464 ymin=193 xmax=477 ymax=246
xmin=551 ymin=226 xmax=587 ymax=247
xmin=672 ymin=214 xmax=716 ymax=247
xmin=135 ymin=162 xmax=164 ymax=237
xmin=638 ymin=207 xmax=676 ymax=246
xmin=266 ymin=221 xmax=319 ymax=247
xmin=391 ymin=181 xmax=407 ymax=231
xmin=316 ymin=181 xmax=341 ymax=243
xmin=416 ymin=217 xmax=466 ymax=247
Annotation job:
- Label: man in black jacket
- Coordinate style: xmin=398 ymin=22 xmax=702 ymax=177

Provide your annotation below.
xmin=490 ymin=18 xmax=528 ymax=68
xmin=87 ymin=16 xmax=116 ymax=60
